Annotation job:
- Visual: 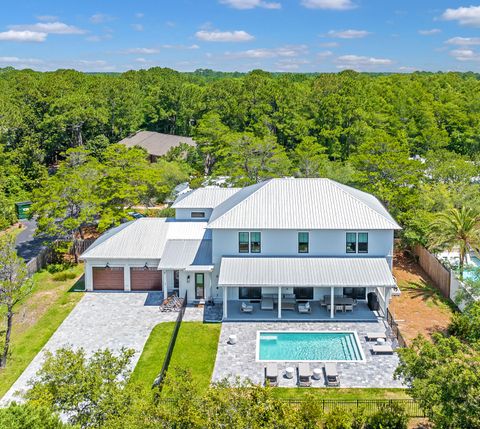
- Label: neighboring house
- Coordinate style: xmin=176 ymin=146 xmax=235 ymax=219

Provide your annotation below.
xmin=81 ymin=178 xmax=400 ymax=319
xmin=118 ymin=131 xmax=196 ymax=162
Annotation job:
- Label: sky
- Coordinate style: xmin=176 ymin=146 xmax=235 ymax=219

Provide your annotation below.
xmin=1 ymin=0 xmax=480 ymax=73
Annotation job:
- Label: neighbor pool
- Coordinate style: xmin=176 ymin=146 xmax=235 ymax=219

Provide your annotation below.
xmin=257 ymin=331 xmax=365 ymax=362
xmin=458 ymin=256 xmax=480 ymax=282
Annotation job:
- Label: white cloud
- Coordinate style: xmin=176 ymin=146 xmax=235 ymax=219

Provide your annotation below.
xmin=226 ymin=45 xmax=308 ymax=58
xmin=135 ymin=12 xmax=144 ymax=18
xmin=195 ymin=30 xmax=254 ymax=42
xmin=446 ymin=37 xmax=480 ymax=46
xmin=398 ymin=66 xmax=417 ymax=72
xmin=0 ymin=30 xmax=47 ymax=42
xmin=90 ymin=14 xmax=115 ymax=24
xmin=121 ymin=47 xmax=160 ymax=54
xmin=161 ymin=44 xmax=200 ymax=50
xmin=36 ymin=15 xmax=59 ymax=22
xmin=10 ymin=22 xmax=85 ymax=35
xmin=275 ymin=58 xmax=310 ymax=71
xmin=418 ymin=28 xmax=441 ymax=36
xmin=319 ymin=41 xmax=339 ymax=48
xmin=317 ymin=50 xmax=333 ymax=59
xmin=449 ymin=48 xmax=480 ymax=61
xmin=442 ymin=6 xmax=480 ymax=27
xmin=301 ymin=0 xmax=355 ymax=10
xmin=0 ymin=56 xmax=42 ymax=64
xmin=335 ymin=54 xmax=393 ymax=69
xmin=131 ymin=24 xmax=144 ymax=32
xmin=219 ymin=0 xmax=281 ymax=9
xmin=327 ymin=29 xmax=369 ymax=39
xmin=135 ymin=57 xmax=150 ymax=63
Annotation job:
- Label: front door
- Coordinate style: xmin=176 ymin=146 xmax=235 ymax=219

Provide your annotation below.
xmin=195 ymin=273 xmax=205 ymax=299
xmin=173 ymin=270 xmax=180 ymax=291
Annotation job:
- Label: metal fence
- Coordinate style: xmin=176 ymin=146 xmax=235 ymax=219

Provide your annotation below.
xmin=152 ymin=292 xmax=188 ymax=391
xmin=386 ymin=308 xmax=407 ymax=348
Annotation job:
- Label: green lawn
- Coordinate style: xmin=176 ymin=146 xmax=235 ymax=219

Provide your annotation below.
xmin=132 ymin=321 xmax=408 ymax=400
xmin=0 ymin=265 xmax=84 ymax=398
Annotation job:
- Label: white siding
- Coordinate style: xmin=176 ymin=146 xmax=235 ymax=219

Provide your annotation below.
xmin=175 ymin=208 xmax=213 ymax=220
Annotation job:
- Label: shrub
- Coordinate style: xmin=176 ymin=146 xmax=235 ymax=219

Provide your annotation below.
xmin=156 ymin=207 xmax=175 ymax=218
xmin=0 ymin=402 xmax=67 ymax=429
xmin=365 ymin=403 xmax=408 ymax=429
xmin=52 ymin=271 xmax=77 ymax=281
xmin=449 ymin=301 xmax=480 ymax=342
xmin=324 ymin=407 xmax=354 ymax=429
xmin=47 ymin=263 xmax=72 ymax=274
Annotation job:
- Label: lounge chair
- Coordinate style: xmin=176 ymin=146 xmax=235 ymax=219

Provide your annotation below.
xmin=371 ymin=344 xmax=394 ymax=355
xmin=265 ymin=363 xmax=278 ymax=386
xmin=261 ymin=297 xmax=274 ymax=310
xmin=325 ymin=363 xmax=340 ymax=387
xmin=298 ymin=363 xmax=312 ymax=387
xmin=241 ymin=302 xmax=253 ymax=313
xmin=298 ymin=302 xmax=311 ymax=313
xmin=366 ymin=332 xmax=387 ymax=341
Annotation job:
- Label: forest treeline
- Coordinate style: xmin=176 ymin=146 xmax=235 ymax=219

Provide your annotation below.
xmin=1 ymin=66 xmax=480 ymax=243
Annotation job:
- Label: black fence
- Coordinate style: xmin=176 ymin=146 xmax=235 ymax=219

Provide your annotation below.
xmin=386 ymin=308 xmax=407 ymax=348
xmin=152 ymin=292 xmax=187 ymax=391
xmin=157 ymin=398 xmax=425 ymax=418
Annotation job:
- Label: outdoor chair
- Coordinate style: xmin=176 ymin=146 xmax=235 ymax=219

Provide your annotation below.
xmin=366 ymin=332 xmax=387 ymax=341
xmin=344 ymin=304 xmax=353 ymax=312
xmin=261 ymin=297 xmax=274 ymax=310
xmin=298 ymin=362 xmax=312 ymax=387
xmin=265 ymin=363 xmax=278 ymax=387
xmin=371 ymin=344 xmax=394 ymax=355
xmin=241 ymin=302 xmax=253 ymax=313
xmin=298 ymin=302 xmax=311 ymax=313
xmin=325 ymin=363 xmax=340 ymax=387
xmin=335 ymin=304 xmax=344 ymax=313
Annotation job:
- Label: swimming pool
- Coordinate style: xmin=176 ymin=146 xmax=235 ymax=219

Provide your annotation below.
xmin=458 ymin=256 xmax=480 ymax=282
xmin=257 ymin=331 xmax=365 ymax=362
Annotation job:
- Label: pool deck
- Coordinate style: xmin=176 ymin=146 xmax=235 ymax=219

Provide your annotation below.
xmin=212 ymin=320 xmax=404 ymax=388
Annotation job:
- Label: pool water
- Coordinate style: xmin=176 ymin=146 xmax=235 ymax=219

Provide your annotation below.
xmin=458 ymin=256 xmax=480 ymax=282
xmin=257 ymin=331 xmax=364 ymax=362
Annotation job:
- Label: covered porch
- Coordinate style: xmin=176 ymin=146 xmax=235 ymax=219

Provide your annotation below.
xmin=218 ymin=257 xmax=396 ymax=321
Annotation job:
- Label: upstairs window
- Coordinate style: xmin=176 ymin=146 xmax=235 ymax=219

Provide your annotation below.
xmin=239 ymin=232 xmax=249 ymax=253
xmin=250 ymin=232 xmax=261 ymax=253
xmin=346 ymin=232 xmax=357 ymax=253
xmin=358 ymin=232 xmax=369 ymax=253
xmin=298 ymin=232 xmax=309 ymax=253
xmin=191 ymin=211 xmax=205 ymax=218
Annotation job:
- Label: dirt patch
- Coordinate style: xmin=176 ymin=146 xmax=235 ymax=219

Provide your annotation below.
xmin=391 ymin=252 xmax=454 ymax=344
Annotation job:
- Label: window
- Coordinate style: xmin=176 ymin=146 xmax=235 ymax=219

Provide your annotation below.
xmin=250 ymin=232 xmax=261 ymax=253
xmin=346 ymin=232 xmax=357 ymax=253
xmin=358 ymin=232 xmax=368 ymax=253
xmin=195 ymin=273 xmax=204 ymax=299
xmin=294 ymin=287 xmax=313 ymax=300
xmin=239 ymin=287 xmax=262 ymax=300
xmin=343 ymin=287 xmax=366 ymax=300
xmin=298 ymin=232 xmax=309 ymax=253
xmin=191 ymin=211 xmax=205 ymax=218
xmin=239 ymin=232 xmax=249 ymax=253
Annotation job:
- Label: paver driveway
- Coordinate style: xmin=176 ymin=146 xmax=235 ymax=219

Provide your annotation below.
xmin=2 ymin=292 xmax=202 ymax=404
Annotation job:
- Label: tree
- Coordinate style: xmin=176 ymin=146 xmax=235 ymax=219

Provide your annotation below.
xmin=0 ymin=402 xmax=68 ymax=429
xmin=427 ymin=207 xmax=480 ymax=277
xmin=448 ymin=301 xmax=480 ymax=342
xmin=0 ymin=235 xmax=33 ymax=367
xmin=26 ymin=347 xmax=135 ymax=428
xmin=293 ymin=137 xmax=327 ymax=177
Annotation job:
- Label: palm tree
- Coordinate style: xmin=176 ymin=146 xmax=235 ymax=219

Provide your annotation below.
xmin=428 ymin=207 xmax=480 ymax=278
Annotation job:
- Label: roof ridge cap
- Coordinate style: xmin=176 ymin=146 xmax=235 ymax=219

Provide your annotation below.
xmin=327 ymin=179 xmax=399 ymax=229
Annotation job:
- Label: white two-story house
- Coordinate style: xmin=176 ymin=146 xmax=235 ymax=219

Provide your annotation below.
xmin=81 ymin=178 xmax=400 ymax=320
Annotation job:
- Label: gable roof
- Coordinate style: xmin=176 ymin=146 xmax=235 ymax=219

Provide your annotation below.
xmin=208 ymin=178 xmax=400 ymax=230
xmin=172 ymin=187 xmax=241 ymax=209
xmin=157 ymin=239 xmax=212 ymax=270
xmin=118 ymin=131 xmax=195 ymax=157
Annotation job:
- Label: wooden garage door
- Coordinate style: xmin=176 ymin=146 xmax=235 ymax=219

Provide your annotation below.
xmin=93 ymin=267 xmax=124 ymax=290
xmin=130 ymin=267 xmax=162 ymax=291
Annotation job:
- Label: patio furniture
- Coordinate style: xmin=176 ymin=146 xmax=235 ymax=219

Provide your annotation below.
xmin=313 ymin=368 xmax=322 ymax=380
xmin=335 ymin=305 xmax=344 ymax=313
xmin=366 ymin=332 xmax=387 ymax=341
xmin=265 ymin=363 xmax=278 ymax=386
xmin=319 ymin=298 xmax=326 ymax=307
xmin=298 ymin=363 xmax=312 ymax=387
xmin=241 ymin=302 xmax=253 ymax=313
xmin=228 ymin=334 xmax=238 ymax=345
xmin=371 ymin=344 xmax=394 ymax=354
xmin=282 ymin=298 xmax=296 ymax=311
xmin=344 ymin=304 xmax=353 ymax=312
xmin=261 ymin=298 xmax=274 ymax=310
xmin=325 ymin=363 xmax=340 ymax=387
xmin=285 ymin=366 xmax=295 ymax=379
xmin=376 ymin=337 xmax=386 ymax=345
xmin=298 ymin=301 xmax=311 ymax=313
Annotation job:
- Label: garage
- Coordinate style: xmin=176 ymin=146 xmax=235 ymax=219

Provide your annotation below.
xmin=130 ymin=267 xmax=163 ymax=291
xmin=92 ymin=267 xmax=124 ymax=290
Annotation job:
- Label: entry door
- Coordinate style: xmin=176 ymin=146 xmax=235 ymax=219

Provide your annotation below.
xmin=173 ymin=270 xmax=180 ymax=290
xmin=195 ymin=273 xmax=205 ymax=299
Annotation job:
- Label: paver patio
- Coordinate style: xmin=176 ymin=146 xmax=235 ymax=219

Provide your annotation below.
xmin=2 ymin=291 xmax=204 ymax=405
xmin=213 ymin=320 xmax=404 ymax=388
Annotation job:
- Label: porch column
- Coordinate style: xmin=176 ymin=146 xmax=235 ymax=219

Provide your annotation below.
xmin=163 ymin=271 xmax=168 ymax=297
xmin=223 ymin=286 xmax=228 ymax=319
xmin=330 ymin=286 xmax=334 ymax=319
xmin=383 ymin=286 xmax=389 ymax=318
xmin=278 ymin=287 xmax=282 ymax=319
xmin=124 ymin=264 xmax=131 ymax=292
xmin=85 ymin=262 xmax=93 ymax=291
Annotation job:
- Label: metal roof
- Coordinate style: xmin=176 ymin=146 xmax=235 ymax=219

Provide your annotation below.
xmin=172 ymin=187 xmax=240 ymax=209
xmin=80 ymin=218 xmax=208 ymax=260
xmin=118 ymin=131 xmax=195 ymax=157
xmin=157 ymin=239 xmax=212 ymax=269
xmin=208 ymin=178 xmax=401 ymax=230
xmin=218 ymin=257 xmax=396 ymax=288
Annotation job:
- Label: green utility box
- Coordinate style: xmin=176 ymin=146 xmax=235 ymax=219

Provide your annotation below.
xmin=15 ymin=201 xmax=32 ymax=220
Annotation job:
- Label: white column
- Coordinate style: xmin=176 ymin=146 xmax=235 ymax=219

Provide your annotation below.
xmin=383 ymin=286 xmax=388 ymax=318
xmin=124 ymin=264 xmax=131 ymax=291
xmin=330 ymin=286 xmax=334 ymax=319
xmin=223 ymin=287 xmax=228 ymax=319
xmin=85 ymin=262 xmax=93 ymax=291
xmin=163 ymin=271 xmax=168 ymax=297
xmin=278 ymin=287 xmax=282 ymax=319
